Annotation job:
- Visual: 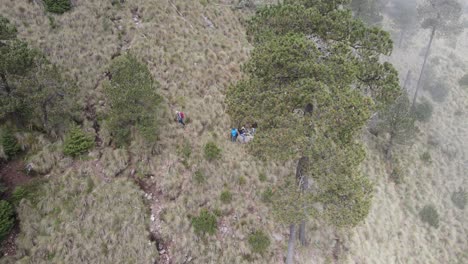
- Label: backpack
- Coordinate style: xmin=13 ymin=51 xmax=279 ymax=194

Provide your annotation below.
xmin=180 ymin=112 xmax=185 ymax=119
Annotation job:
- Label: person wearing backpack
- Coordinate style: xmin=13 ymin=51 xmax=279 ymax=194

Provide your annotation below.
xmin=231 ymin=128 xmax=238 ymax=142
xmin=176 ymin=111 xmax=185 ymax=127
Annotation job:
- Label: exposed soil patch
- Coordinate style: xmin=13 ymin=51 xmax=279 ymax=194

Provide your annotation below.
xmin=0 ymin=160 xmax=32 ymax=197
xmin=0 ymin=160 xmax=34 ymax=258
xmin=0 ymin=226 xmax=18 ymax=257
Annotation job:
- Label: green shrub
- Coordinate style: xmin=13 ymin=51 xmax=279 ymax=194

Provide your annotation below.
xmin=389 ymin=166 xmax=404 ymax=185
xmin=10 ymin=180 xmax=44 ymax=206
xmin=238 ymin=176 xmax=246 ymax=185
xmin=459 ymin=73 xmax=468 ymax=87
xmin=204 ymin=142 xmax=221 ymax=161
xmin=259 ymin=172 xmax=267 ymax=182
xmin=220 ymin=189 xmax=233 ymax=204
xmin=248 ymin=230 xmax=270 ymax=254
xmin=261 ymin=187 xmax=274 ymax=203
xmin=63 ymin=126 xmax=94 ymax=157
xmin=413 ymin=100 xmax=433 ymax=122
xmin=419 ymin=204 xmax=439 ymax=228
xmin=1 ymin=129 xmax=20 ymax=160
xmin=0 ymin=200 xmax=14 ymax=241
xmin=191 ymin=209 xmax=217 ymax=236
xmin=43 ymin=0 xmax=72 ymax=14
xmin=420 ymin=151 xmax=432 ymax=163
xmin=193 ymin=170 xmax=206 ymax=185
xmin=451 ymin=188 xmax=467 ymax=210
xmin=424 ymin=80 xmax=449 ymax=103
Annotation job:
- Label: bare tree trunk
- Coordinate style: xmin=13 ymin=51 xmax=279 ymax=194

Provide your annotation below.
xmin=385 ymin=134 xmax=394 ymax=161
xmin=286 ymin=224 xmax=296 ymax=264
xmin=299 ymin=221 xmax=307 ymax=246
xmin=402 ymin=70 xmax=412 ymax=92
xmin=412 ymin=26 xmax=436 ymax=110
xmin=398 ymin=30 xmax=405 ymax=48
xmin=295 ymin=157 xmax=309 ymax=246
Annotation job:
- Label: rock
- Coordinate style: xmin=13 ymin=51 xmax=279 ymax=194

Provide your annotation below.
xmin=272 ymin=233 xmax=283 ymax=242
xmin=150 ymin=214 xmax=155 ymax=222
xmin=159 ymin=249 xmax=166 ymax=254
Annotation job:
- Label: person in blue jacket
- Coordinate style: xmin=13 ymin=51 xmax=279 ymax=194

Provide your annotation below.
xmin=231 ymin=128 xmax=238 ymax=142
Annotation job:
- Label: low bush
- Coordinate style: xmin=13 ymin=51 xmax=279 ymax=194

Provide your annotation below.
xmin=459 ymin=73 xmax=468 ymax=87
xmin=63 ymin=126 xmax=94 ymax=157
xmin=193 ymin=170 xmax=206 ymax=185
xmin=259 ymin=172 xmax=267 ymax=182
xmin=261 ymin=187 xmax=274 ymax=203
xmin=204 ymin=142 xmax=221 ymax=161
xmin=389 ymin=166 xmax=404 ymax=185
xmin=420 ymin=151 xmax=432 ymax=164
xmin=413 ymin=100 xmax=433 ymax=122
xmin=43 ymin=0 xmax=72 ymax=14
xmin=0 ymin=200 xmax=14 ymax=241
xmin=1 ymin=129 xmax=20 ymax=160
xmin=248 ymin=230 xmax=270 ymax=254
xmin=191 ymin=209 xmax=217 ymax=236
xmin=220 ymin=190 xmax=232 ymax=204
xmin=10 ymin=180 xmax=45 ymax=206
xmin=238 ymin=176 xmax=246 ymax=185
xmin=419 ymin=204 xmax=439 ymax=228
xmin=451 ymin=188 xmax=467 ymax=210
xmin=424 ymin=80 xmax=449 ymax=103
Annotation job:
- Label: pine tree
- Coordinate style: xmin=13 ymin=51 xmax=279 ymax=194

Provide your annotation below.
xmin=105 ymin=54 xmax=162 ymax=146
xmin=63 ymin=126 xmax=95 ymax=157
xmin=227 ymin=2 xmax=399 ymax=262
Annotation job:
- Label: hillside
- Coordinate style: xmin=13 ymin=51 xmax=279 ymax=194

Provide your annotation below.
xmin=0 ymin=0 xmax=467 ymax=264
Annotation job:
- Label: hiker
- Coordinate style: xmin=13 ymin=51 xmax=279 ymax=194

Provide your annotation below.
xmin=239 ymin=126 xmax=246 ymax=143
xmin=176 ymin=111 xmax=185 ymax=127
xmin=231 ymin=128 xmax=238 ymax=142
xmin=251 ymin=122 xmax=257 ymax=135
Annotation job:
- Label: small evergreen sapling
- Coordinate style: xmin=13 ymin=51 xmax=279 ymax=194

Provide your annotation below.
xmin=0 ymin=200 xmax=14 ymax=241
xmin=63 ymin=126 xmax=94 ymax=157
xmin=43 ymin=0 xmax=72 ymax=14
xmin=191 ymin=209 xmax=217 ymax=236
xmin=1 ymin=129 xmax=20 ymax=160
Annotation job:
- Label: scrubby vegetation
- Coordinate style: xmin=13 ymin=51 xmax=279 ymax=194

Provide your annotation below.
xmin=420 ymin=151 xmax=432 ymax=163
xmin=191 ymin=209 xmax=217 ymax=236
xmin=43 ymin=0 xmax=72 ymax=14
xmin=419 ymin=204 xmax=440 ymax=228
xmin=451 ymin=188 xmax=467 ymax=210
xmin=220 ymin=189 xmax=233 ymax=204
xmin=414 ymin=99 xmax=433 ymax=122
xmin=1 ymin=129 xmax=20 ymax=160
xmin=248 ymin=230 xmax=270 ymax=254
xmin=203 ymin=142 xmax=221 ymax=161
xmin=459 ymin=73 xmax=468 ymax=87
xmin=0 ymin=200 xmax=14 ymax=241
xmin=193 ymin=169 xmax=206 ymax=185
xmin=63 ymin=126 xmax=94 ymax=157
xmin=424 ymin=80 xmax=449 ymax=103
xmin=13 ymin=172 xmax=158 ymax=263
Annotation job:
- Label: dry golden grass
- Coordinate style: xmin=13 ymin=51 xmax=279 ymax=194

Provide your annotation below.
xmin=11 ymin=169 xmax=158 ymax=264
